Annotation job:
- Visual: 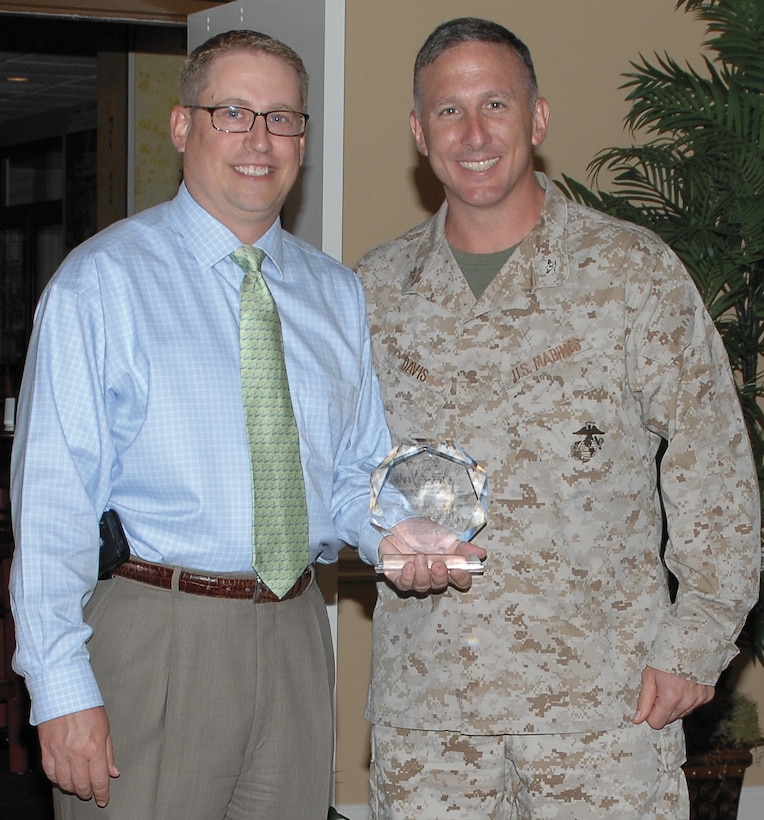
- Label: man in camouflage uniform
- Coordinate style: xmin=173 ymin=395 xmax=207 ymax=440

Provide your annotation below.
xmin=355 ymin=17 xmax=760 ymax=819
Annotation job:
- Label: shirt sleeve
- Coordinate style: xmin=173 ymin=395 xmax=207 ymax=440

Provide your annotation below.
xmin=325 ymin=285 xmax=391 ymax=565
xmin=627 ymin=245 xmax=760 ymax=684
xmin=10 ymin=269 xmax=113 ymax=724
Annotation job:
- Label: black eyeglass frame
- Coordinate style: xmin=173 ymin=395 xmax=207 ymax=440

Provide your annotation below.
xmin=186 ymin=105 xmax=309 ymax=136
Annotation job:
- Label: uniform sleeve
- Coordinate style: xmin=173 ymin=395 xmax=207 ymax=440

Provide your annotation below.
xmin=627 ymin=245 xmax=760 ymax=684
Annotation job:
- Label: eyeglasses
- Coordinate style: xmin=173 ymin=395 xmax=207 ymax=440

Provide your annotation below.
xmin=186 ymin=105 xmax=309 ymax=136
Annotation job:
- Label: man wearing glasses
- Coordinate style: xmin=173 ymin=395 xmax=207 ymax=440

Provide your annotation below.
xmin=10 ymin=30 xmax=394 ymax=820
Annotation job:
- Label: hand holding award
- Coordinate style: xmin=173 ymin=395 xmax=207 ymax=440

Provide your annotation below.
xmin=370 ymin=439 xmax=488 ymax=580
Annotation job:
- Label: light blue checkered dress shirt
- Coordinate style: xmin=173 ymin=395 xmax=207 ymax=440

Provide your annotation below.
xmin=10 ymin=184 xmax=391 ymax=724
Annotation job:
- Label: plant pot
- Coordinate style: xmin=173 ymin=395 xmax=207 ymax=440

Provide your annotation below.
xmin=682 ymin=748 xmax=753 ymax=819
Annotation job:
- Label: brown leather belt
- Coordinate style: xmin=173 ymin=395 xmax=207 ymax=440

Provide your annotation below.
xmin=113 ymin=558 xmax=313 ymax=603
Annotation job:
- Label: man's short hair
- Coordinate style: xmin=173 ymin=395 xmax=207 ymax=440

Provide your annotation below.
xmin=179 ymin=29 xmax=309 ymax=109
xmin=413 ymin=17 xmax=538 ymax=114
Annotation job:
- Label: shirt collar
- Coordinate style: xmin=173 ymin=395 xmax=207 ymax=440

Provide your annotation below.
xmin=169 ymin=183 xmax=287 ymax=279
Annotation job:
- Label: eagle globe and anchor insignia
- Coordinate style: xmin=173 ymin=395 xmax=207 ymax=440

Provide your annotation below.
xmin=570 ymin=422 xmax=605 ymax=463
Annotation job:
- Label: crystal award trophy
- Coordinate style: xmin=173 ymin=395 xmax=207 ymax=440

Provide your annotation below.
xmin=370 ymin=438 xmax=488 ymax=574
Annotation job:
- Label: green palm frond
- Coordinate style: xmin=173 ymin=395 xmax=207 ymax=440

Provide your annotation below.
xmin=620 ymin=55 xmax=729 ymax=137
xmin=679 ymin=0 xmax=764 ymax=87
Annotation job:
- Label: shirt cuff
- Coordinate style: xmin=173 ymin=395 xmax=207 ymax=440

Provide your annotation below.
xmin=356 ymin=524 xmax=386 ymax=567
xmin=25 ymin=661 xmax=104 ymax=726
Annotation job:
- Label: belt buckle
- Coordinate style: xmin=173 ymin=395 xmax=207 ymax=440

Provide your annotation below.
xmin=251 ymin=567 xmax=311 ymax=603
xmin=253 ymin=574 xmax=280 ymax=603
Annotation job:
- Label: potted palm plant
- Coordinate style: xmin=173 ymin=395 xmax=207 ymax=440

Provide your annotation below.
xmin=557 ymin=0 xmax=763 ymax=815
xmin=681 ymin=689 xmax=760 ymax=816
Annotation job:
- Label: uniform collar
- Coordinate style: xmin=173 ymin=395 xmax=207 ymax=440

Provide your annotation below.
xmin=402 ymin=173 xmax=571 ymax=315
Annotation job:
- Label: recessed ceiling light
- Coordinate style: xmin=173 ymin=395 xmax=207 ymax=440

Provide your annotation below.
xmin=7 ymin=76 xmax=29 ymax=83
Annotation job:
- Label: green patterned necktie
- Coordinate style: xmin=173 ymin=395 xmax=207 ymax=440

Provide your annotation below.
xmin=232 ymin=245 xmax=309 ymax=598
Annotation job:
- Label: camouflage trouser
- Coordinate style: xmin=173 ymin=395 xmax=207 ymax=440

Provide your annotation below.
xmin=369 ymin=721 xmax=688 ymax=819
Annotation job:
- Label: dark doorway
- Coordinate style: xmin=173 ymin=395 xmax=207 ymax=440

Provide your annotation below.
xmin=0 ymin=14 xmax=186 ymax=398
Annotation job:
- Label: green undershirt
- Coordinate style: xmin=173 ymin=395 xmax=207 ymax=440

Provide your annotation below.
xmin=449 ymin=243 xmax=517 ymax=299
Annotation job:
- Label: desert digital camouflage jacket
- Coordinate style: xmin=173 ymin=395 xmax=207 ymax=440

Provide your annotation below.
xmin=355 ymin=174 xmax=760 ymax=733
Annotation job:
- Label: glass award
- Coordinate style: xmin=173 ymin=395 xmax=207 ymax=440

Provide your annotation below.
xmin=370 ymin=438 xmax=488 ymax=574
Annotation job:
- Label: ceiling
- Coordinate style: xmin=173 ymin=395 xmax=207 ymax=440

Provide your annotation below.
xmin=0 ymin=14 xmax=185 ymax=131
xmin=0 ymin=15 xmax=107 ymax=129
xmin=0 ymin=50 xmax=97 ymax=127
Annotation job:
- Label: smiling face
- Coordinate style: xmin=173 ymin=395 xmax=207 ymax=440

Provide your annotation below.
xmin=411 ymin=40 xmax=548 ymax=230
xmin=170 ymin=49 xmax=306 ymax=244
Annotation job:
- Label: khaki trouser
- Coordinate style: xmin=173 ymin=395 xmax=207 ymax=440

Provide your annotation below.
xmin=370 ymin=721 xmax=688 ymax=819
xmin=54 ymin=570 xmax=334 ymax=820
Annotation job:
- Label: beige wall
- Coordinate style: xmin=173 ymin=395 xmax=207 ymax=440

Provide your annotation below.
xmin=337 ymin=0 xmax=764 ymax=806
